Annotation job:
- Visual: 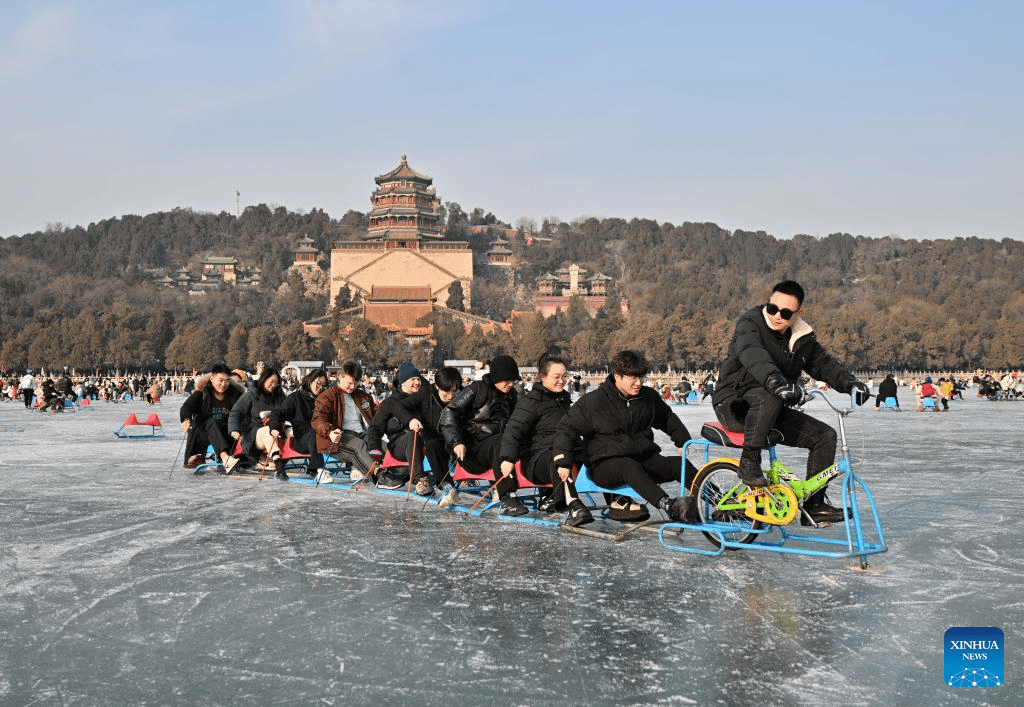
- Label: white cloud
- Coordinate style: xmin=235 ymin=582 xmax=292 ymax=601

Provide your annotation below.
xmin=0 ymin=6 xmax=75 ymax=77
xmin=285 ymin=0 xmax=477 ymax=63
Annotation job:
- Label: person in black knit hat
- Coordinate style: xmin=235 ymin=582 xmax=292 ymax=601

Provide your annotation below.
xmin=439 ymin=354 xmax=526 ymax=516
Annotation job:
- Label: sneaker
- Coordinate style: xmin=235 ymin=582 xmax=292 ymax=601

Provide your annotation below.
xmin=224 ymin=455 xmax=241 ymax=473
xmin=183 ymin=454 xmax=205 ymax=469
xmin=377 ymin=471 xmax=405 ymax=490
xmin=415 ymin=476 xmax=435 ymax=497
xmin=348 ymin=469 xmax=364 ymax=481
xmin=537 ymin=495 xmax=560 ymax=513
xmin=316 ymin=468 xmax=334 ymax=484
xmin=274 ymin=468 xmax=289 ymax=481
xmin=564 ymin=500 xmax=594 ymax=527
xmin=438 ymin=484 xmax=461 ymax=508
xmin=499 ymin=494 xmax=528 ymax=517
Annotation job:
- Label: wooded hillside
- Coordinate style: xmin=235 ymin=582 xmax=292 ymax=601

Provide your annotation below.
xmin=1 ymin=204 xmax=1021 ymax=372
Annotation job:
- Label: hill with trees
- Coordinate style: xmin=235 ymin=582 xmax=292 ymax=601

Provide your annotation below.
xmin=1 ymin=204 xmax=1021 ymax=373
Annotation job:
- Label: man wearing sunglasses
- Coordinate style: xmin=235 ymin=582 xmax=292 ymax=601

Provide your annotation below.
xmin=712 ymin=280 xmax=869 ymax=526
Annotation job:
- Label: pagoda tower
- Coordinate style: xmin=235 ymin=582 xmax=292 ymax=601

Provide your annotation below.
xmin=329 ymin=156 xmax=473 ymax=311
xmin=365 ymin=155 xmax=444 ymax=242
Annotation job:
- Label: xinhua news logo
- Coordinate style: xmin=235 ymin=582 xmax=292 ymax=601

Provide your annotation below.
xmin=944 ymin=627 xmax=1003 ymax=687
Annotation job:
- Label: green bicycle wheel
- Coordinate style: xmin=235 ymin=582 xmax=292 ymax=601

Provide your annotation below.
xmin=692 ymin=459 xmax=763 ymax=548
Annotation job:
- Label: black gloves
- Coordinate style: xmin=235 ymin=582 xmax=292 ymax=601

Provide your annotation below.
xmin=850 ymin=379 xmax=871 ymax=405
xmin=765 ymin=373 xmax=804 ymax=405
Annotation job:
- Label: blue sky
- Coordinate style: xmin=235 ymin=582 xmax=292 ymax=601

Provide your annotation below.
xmin=1 ymin=1 xmax=1021 ymax=240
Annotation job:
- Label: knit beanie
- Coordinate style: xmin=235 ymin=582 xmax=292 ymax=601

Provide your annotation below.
xmin=397 ymin=362 xmax=421 ymax=384
xmin=489 ymin=355 xmax=521 ymax=383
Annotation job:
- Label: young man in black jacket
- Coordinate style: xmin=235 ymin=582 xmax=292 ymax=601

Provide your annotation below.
xmin=439 ymin=354 xmax=525 ymax=516
xmin=499 ymin=354 xmax=593 ymax=527
xmin=392 ymin=366 xmax=462 ymax=505
xmin=712 ymin=280 xmax=869 ymax=525
xmin=366 ymin=362 xmax=452 ymax=496
xmin=179 ymin=364 xmax=246 ymax=469
xmin=552 ymin=350 xmax=698 ymax=523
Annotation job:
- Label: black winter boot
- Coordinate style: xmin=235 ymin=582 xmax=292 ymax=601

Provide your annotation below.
xmin=801 ymin=489 xmax=850 ymax=526
xmin=659 ymin=495 xmax=700 ymax=523
xmin=737 ymin=448 xmax=768 ymax=488
xmin=273 ymin=455 xmax=288 ymax=480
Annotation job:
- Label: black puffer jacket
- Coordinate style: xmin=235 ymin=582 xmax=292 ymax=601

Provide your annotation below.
xmin=228 ymin=385 xmax=286 ymax=460
xmin=552 ymin=375 xmax=691 ymax=469
xmin=439 ymin=374 xmax=517 ymax=452
xmin=366 ymin=383 xmax=416 ymax=453
xmin=269 ymin=387 xmax=318 ymax=440
xmin=713 ymin=306 xmax=852 ymax=407
xmin=498 ymin=384 xmax=573 ymax=463
xmin=396 ymin=378 xmax=449 ymax=441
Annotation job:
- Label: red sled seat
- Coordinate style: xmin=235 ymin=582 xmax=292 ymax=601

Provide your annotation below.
xmin=699 ymin=421 xmax=784 ymax=449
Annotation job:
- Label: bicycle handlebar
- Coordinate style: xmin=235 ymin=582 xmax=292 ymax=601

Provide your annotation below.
xmin=802 ymin=388 xmax=859 ymax=415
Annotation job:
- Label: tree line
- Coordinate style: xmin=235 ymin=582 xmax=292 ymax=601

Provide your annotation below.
xmin=1 ymin=204 xmax=1022 ymax=373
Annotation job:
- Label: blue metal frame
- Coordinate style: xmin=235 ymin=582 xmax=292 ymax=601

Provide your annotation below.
xmin=660 ymin=390 xmax=888 ymax=567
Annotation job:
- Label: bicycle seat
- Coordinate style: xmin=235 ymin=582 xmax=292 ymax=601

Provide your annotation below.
xmin=700 ymin=421 xmax=784 ymax=448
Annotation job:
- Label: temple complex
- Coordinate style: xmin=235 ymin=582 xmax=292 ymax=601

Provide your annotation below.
xmin=533 ymin=263 xmax=613 ymax=317
xmin=329 ymin=156 xmax=473 ymax=310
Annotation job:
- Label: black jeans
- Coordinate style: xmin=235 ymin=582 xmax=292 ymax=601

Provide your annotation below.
xmin=521 ymin=449 xmax=584 ymax=507
xmin=460 ymin=435 xmax=516 ymax=497
xmin=292 ymin=429 xmax=321 ymax=475
xmin=590 ymin=451 xmax=688 ymax=506
xmin=715 ymin=387 xmax=837 ymax=479
xmin=387 ymin=429 xmax=448 ymax=483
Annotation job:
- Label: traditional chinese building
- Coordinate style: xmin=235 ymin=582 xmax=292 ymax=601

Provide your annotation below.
xmin=533 ymin=263 xmax=614 ymax=317
xmin=202 ymin=256 xmax=238 ymax=283
xmin=291 ymin=234 xmax=320 ymax=271
xmin=329 ymin=156 xmax=473 ymax=311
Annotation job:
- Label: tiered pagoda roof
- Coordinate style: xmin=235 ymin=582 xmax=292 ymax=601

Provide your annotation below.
xmin=365 ymin=156 xmax=444 ymax=241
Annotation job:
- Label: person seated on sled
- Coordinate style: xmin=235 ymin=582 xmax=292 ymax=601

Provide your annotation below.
xmin=498 ymin=353 xmax=594 ymax=527
xmin=674 ymin=378 xmax=693 ymax=403
xmin=366 ymin=362 xmax=438 ymax=495
xmin=392 ymin=366 xmax=463 ymax=507
xmin=311 ymin=360 xmax=378 ymax=483
xmin=552 ymin=350 xmax=699 ymax=524
xmin=227 ymin=366 xmax=287 ymax=478
xmin=269 ymin=368 xmax=329 ymax=480
xmin=938 ymin=377 xmax=954 ymax=411
xmin=917 ymin=376 xmax=939 ymax=411
xmin=439 ymin=354 xmax=525 ymax=516
xmin=874 ymin=373 xmax=899 ymax=410
xmin=179 ymin=363 xmax=246 ymax=469
xmin=711 ymin=280 xmax=870 ymax=526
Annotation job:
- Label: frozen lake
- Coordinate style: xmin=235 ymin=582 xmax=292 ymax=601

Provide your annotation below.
xmin=0 ymin=391 xmax=1019 ymax=706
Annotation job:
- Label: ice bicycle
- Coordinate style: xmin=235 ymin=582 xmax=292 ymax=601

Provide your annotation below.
xmin=660 ymin=389 xmax=887 ymax=569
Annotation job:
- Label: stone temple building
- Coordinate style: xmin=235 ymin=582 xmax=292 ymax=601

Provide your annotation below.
xmin=328 ymin=156 xmax=473 ymax=311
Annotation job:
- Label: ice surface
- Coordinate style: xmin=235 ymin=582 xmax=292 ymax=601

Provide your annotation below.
xmin=0 ymin=393 xmax=1020 ymax=706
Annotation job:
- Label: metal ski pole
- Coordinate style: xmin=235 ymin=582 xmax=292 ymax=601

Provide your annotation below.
xmin=464 ymin=474 xmax=504 ymax=516
xmin=405 ymin=428 xmax=419 ymax=500
xmin=168 ymin=430 xmax=188 ymax=480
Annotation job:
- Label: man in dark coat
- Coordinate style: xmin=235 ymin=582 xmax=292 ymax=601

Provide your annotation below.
xmin=179 ymin=364 xmax=246 ymax=468
xmin=551 ymin=350 xmax=698 ymax=523
xmin=712 ymin=280 xmax=869 ymax=525
xmin=875 ymin=373 xmax=899 ymax=409
xmin=439 ymin=354 xmax=525 ymax=516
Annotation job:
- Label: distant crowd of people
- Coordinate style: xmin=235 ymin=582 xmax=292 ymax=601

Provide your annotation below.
xmin=5 ymin=280 xmax=1021 ymax=530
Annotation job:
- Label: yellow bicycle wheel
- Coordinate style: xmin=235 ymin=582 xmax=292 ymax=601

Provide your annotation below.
xmin=691 ymin=459 xmax=763 ymax=548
